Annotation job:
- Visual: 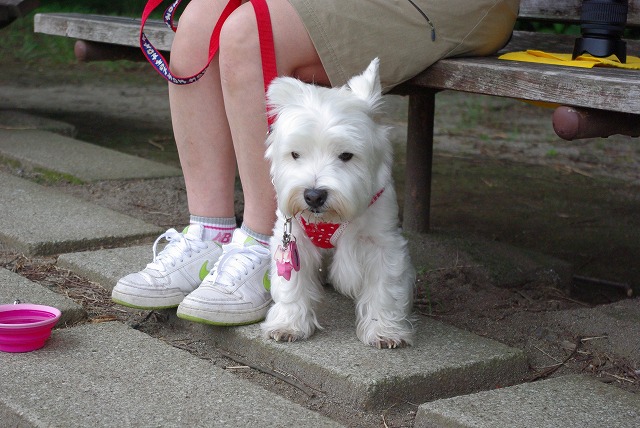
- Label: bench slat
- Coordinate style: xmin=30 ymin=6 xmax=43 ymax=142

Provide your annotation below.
xmin=400 ymin=57 xmax=640 ymax=113
xmin=35 ymin=1 xmax=640 ymax=50
xmin=36 ymin=13 xmax=640 ymax=114
xmin=519 ymin=0 xmax=640 ymax=26
xmin=395 ymin=30 xmax=640 ymax=114
xmin=35 ymin=14 xmax=640 ymax=114
xmin=34 ymin=13 xmax=173 ymax=51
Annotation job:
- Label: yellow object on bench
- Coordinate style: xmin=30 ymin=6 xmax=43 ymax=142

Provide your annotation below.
xmin=499 ymin=50 xmax=640 ymax=70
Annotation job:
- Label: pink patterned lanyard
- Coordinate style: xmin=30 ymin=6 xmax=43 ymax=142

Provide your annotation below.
xmin=140 ymin=0 xmax=278 ymax=125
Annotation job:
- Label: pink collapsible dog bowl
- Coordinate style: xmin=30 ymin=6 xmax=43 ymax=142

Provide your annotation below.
xmin=0 ymin=302 xmax=61 ymax=353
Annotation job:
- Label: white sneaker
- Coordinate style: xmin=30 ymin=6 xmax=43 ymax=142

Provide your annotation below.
xmin=112 ymin=225 xmax=223 ymax=309
xmin=177 ymin=228 xmax=272 ymax=326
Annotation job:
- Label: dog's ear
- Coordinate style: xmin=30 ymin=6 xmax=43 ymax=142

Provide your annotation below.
xmin=347 ymin=57 xmax=382 ymax=109
xmin=266 ymin=76 xmax=305 ymax=113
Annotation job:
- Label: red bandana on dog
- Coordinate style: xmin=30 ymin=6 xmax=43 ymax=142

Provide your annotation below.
xmin=296 ymin=217 xmax=347 ymax=249
xmin=295 ymin=188 xmax=385 ymax=249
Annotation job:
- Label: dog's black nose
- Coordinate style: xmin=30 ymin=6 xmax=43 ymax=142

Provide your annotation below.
xmin=304 ymin=188 xmax=328 ymax=210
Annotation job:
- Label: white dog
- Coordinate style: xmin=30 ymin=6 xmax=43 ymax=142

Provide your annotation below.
xmin=261 ymin=58 xmax=415 ymax=349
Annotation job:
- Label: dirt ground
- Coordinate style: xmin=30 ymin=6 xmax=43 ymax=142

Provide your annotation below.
xmin=1 ymin=57 xmax=639 ymax=426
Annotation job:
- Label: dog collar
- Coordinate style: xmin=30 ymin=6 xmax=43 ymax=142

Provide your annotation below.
xmin=296 ymin=188 xmax=385 ymax=249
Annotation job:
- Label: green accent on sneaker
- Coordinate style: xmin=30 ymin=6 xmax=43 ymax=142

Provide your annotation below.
xmin=111 ymin=297 xmax=179 ymax=310
xmin=262 ymin=271 xmax=271 ymax=291
xmin=176 ymin=312 xmax=265 ymax=326
xmin=199 ymin=260 xmax=212 ymax=281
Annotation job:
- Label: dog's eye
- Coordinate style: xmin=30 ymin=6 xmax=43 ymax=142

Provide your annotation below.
xmin=338 ymin=152 xmax=354 ymax=162
xmin=291 ymin=152 xmax=300 ymax=160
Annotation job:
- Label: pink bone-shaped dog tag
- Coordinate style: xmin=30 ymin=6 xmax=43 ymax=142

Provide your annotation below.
xmin=275 ymin=240 xmax=300 ymax=281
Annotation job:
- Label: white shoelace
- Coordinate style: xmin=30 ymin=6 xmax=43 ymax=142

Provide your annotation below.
xmin=211 ymin=243 xmax=270 ymax=287
xmin=148 ymin=228 xmax=208 ymax=270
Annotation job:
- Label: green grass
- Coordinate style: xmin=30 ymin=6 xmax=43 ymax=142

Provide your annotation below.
xmin=32 ymin=168 xmax=85 ymax=185
xmin=38 ymin=0 xmax=148 ymax=16
xmin=0 ymin=0 xmax=164 ymax=68
xmin=0 ymin=156 xmax=22 ymax=171
xmin=0 ymin=14 xmax=75 ymax=65
xmin=0 ymin=15 xmax=153 ymax=77
xmin=0 ymin=156 xmax=84 ymax=185
xmin=546 ymin=148 xmax=559 ymax=158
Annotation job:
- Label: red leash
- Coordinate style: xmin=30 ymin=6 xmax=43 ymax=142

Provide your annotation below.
xmin=250 ymin=0 xmax=277 ymax=96
xmin=140 ymin=0 xmax=278 ymax=124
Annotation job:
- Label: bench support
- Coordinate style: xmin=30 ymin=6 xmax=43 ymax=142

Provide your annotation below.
xmin=74 ymin=40 xmax=149 ymax=62
xmin=552 ymin=106 xmax=640 ymax=140
xmin=403 ymin=90 xmax=436 ymax=233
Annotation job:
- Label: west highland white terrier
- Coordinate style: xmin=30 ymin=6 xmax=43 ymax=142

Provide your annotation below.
xmin=261 ymin=58 xmax=415 ymax=349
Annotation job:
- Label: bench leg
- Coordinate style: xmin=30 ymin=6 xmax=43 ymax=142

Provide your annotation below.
xmin=402 ymin=90 xmax=436 ymax=233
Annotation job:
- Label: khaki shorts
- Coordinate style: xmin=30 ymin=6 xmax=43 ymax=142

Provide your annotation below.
xmin=288 ymin=0 xmax=520 ymax=92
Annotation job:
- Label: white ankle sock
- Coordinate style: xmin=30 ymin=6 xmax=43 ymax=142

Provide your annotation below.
xmin=190 ymin=215 xmax=236 ymax=244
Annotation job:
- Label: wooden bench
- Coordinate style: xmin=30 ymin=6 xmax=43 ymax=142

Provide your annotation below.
xmin=33 ymin=0 xmax=640 ymax=232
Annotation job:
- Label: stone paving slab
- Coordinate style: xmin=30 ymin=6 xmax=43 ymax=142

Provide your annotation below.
xmin=177 ymin=293 xmax=528 ymax=410
xmin=414 ymin=375 xmax=640 ymax=428
xmin=0 ymin=322 xmax=343 ymax=428
xmin=549 ymin=299 xmax=640 ymax=361
xmin=0 ymin=268 xmax=85 ymax=326
xmin=407 ymin=231 xmax=573 ymax=290
xmin=0 ymin=129 xmax=182 ymax=181
xmin=52 ymin=245 xmax=529 ymax=410
xmin=0 ymin=110 xmax=76 ymax=137
xmin=58 ymin=245 xmax=152 ymax=292
xmin=0 ymin=172 xmax=162 ymax=255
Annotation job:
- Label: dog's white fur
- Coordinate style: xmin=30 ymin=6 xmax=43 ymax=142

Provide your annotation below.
xmin=262 ymin=58 xmax=415 ymax=348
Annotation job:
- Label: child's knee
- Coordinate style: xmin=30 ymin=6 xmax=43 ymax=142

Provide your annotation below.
xmin=218 ymin=6 xmax=261 ymax=83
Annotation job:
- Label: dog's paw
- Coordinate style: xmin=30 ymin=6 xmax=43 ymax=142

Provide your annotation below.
xmin=269 ymin=330 xmax=305 ymax=343
xmin=374 ymin=338 xmax=412 ymax=349
xmin=262 ymin=301 xmax=320 ymax=342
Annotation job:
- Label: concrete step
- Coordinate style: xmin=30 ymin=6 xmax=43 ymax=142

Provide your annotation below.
xmin=0 ymin=128 xmax=181 ymax=182
xmin=414 ymin=374 xmax=640 ymax=427
xmin=547 ymin=300 xmax=640 ymax=360
xmin=0 ymin=321 xmax=344 ymax=427
xmin=176 ymin=293 xmax=528 ymax=410
xmin=58 ymin=244 xmax=154 ymax=292
xmin=0 ymin=172 xmax=162 ymax=255
xmin=0 ymin=268 xmax=86 ymax=327
xmin=0 ymin=110 xmax=76 ymax=138
xmin=57 ymin=245 xmax=529 ymax=410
